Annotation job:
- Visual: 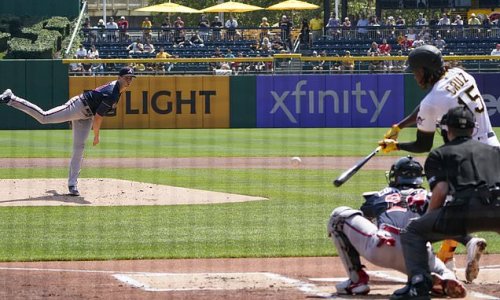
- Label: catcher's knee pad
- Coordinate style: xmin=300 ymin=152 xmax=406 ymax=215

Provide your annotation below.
xmin=327 ymin=206 xmax=363 ymax=236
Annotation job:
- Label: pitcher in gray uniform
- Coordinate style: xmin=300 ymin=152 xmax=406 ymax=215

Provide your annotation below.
xmin=0 ymin=67 xmax=136 ymax=196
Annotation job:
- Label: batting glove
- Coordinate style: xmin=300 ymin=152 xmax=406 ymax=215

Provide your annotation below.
xmin=383 ymin=124 xmax=401 ymax=140
xmin=378 ymin=139 xmax=400 ymax=153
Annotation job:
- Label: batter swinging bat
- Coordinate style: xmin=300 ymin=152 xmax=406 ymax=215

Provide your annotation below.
xmin=333 ymin=146 xmax=382 ymax=187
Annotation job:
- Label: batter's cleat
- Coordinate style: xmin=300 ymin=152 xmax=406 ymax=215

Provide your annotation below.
xmin=335 ymin=269 xmax=370 ymax=295
xmin=390 ymin=274 xmax=432 ymax=300
xmin=431 ymin=273 xmax=467 ymax=298
xmin=0 ymin=89 xmax=13 ymax=104
xmin=465 ymin=237 xmax=487 ymax=282
xmin=68 ymin=186 xmax=80 ymax=196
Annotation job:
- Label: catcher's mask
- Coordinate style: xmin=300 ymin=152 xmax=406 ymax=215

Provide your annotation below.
xmin=387 ymin=156 xmax=424 ymax=188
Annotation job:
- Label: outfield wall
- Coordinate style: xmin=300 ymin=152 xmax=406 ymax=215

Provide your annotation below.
xmin=1 ymin=60 xmax=500 ymax=129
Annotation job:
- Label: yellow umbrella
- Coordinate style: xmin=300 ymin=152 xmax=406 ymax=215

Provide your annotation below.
xmin=201 ymin=1 xmax=263 ymax=13
xmin=135 ymin=1 xmax=201 ymax=13
xmin=266 ymin=0 xmax=319 ymax=10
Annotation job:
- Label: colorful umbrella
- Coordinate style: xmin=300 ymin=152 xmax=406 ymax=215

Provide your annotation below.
xmin=201 ymin=1 xmax=263 ymax=13
xmin=266 ymin=0 xmax=319 ymax=11
xmin=135 ymin=1 xmax=201 ymax=14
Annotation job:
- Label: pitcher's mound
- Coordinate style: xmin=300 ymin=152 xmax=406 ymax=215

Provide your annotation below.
xmin=0 ymin=178 xmax=267 ymax=207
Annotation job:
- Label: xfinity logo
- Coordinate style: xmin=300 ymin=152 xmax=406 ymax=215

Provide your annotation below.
xmin=269 ymin=80 xmax=391 ymax=123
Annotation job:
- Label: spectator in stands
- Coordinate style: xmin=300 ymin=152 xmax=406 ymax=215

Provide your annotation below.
xmin=87 ymin=44 xmax=99 ymax=58
xmin=378 ymin=38 xmax=392 ymax=55
xmin=69 ymin=54 xmax=83 ymax=74
xmin=127 ymin=38 xmax=144 ymax=54
xmin=412 ymin=34 xmax=426 ymax=48
xmin=309 ymin=14 xmax=323 ymax=42
xmin=417 ymin=0 xmax=426 ymax=8
xmin=452 ymin=15 xmax=463 ymax=25
xmin=326 ymin=12 xmax=340 ymax=38
xmin=385 ymin=16 xmax=396 ymax=38
xmin=259 ymin=17 xmax=270 ymax=41
xmin=105 ymin=17 xmax=118 ymax=42
xmin=161 ymin=17 xmax=172 ymax=42
xmin=468 ymin=13 xmax=481 ymax=25
xmin=300 ymin=18 xmax=310 ymax=49
xmin=438 ymin=13 xmax=451 ymax=25
xmin=342 ymin=17 xmax=351 ymax=38
xmin=260 ymin=37 xmax=272 ymax=52
xmin=190 ymin=31 xmax=205 ymax=47
xmin=312 ymin=50 xmax=327 ymax=73
xmin=199 ymin=14 xmax=210 ymax=42
xmin=174 ymin=16 xmax=185 ymax=41
xmin=416 ymin=13 xmax=427 ymax=26
xmin=271 ymin=36 xmax=285 ymax=52
xmin=398 ymin=34 xmax=413 ymax=52
xmin=367 ymin=41 xmax=381 ymax=55
xmin=90 ymin=54 xmax=104 ymax=75
xmin=76 ymin=44 xmax=87 ymax=58
xmin=143 ymin=41 xmax=155 ymax=54
xmin=225 ymin=15 xmax=239 ymax=41
xmin=396 ymin=15 xmax=406 ymax=26
xmin=330 ymin=53 xmax=342 ymax=73
xmin=368 ymin=52 xmax=382 ymax=73
xmin=340 ymin=50 xmax=354 ymax=73
xmin=392 ymin=49 xmax=406 ymax=72
xmin=356 ymin=14 xmax=369 ymax=37
xmin=491 ymin=43 xmax=500 ymax=56
xmin=368 ymin=15 xmax=381 ymax=38
xmin=82 ymin=17 xmax=95 ymax=43
xmin=155 ymin=47 xmax=173 ymax=73
xmin=279 ymin=15 xmax=293 ymax=50
xmin=211 ymin=16 xmax=223 ymax=41
xmin=141 ymin=17 xmax=152 ymax=42
xmin=117 ymin=16 xmax=129 ymax=42
xmin=82 ymin=55 xmax=92 ymax=75
xmin=129 ymin=56 xmax=146 ymax=73
xmin=97 ymin=19 xmax=106 ymax=42
xmin=434 ymin=34 xmax=446 ymax=51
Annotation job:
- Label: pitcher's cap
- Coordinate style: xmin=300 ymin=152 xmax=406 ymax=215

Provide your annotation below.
xmin=119 ymin=67 xmax=136 ymax=77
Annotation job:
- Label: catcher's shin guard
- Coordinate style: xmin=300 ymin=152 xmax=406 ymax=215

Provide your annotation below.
xmin=437 ymin=240 xmax=458 ymax=264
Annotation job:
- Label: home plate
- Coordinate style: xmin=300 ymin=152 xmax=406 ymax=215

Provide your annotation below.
xmin=113 ymin=272 xmax=306 ymax=292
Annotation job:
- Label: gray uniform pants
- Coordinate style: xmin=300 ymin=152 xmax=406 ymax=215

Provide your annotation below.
xmin=401 ymin=198 xmax=500 ymax=278
xmin=7 ymin=95 xmax=94 ymax=187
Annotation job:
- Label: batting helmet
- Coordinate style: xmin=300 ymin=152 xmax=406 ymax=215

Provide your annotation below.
xmin=405 ymin=45 xmax=444 ymax=73
xmin=388 ymin=156 xmax=424 ymax=188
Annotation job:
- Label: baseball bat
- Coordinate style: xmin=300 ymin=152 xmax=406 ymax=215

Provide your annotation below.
xmin=333 ymin=146 xmax=382 ymax=187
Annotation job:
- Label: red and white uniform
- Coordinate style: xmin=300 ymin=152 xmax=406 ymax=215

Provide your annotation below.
xmin=417 ymin=67 xmax=500 ymax=147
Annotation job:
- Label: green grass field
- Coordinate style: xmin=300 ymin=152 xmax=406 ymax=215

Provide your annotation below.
xmin=0 ymin=128 xmax=498 ymax=262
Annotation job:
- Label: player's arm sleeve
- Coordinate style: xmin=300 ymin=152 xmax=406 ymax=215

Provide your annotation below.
xmin=398 ymin=130 xmax=435 ymax=153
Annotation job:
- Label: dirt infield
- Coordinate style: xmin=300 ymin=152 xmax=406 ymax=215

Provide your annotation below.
xmin=0 ymin=156 xmax=498 ymax=299
xmin=0 ymin=255 xmax=498 ymax=299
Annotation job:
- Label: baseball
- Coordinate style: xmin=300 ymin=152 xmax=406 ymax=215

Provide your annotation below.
xmin=291 ymin=156 xmax=302 ymax=167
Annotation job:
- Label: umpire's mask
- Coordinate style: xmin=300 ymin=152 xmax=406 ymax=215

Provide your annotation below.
xmin=438 ymin=106 xmax=476 ymax=143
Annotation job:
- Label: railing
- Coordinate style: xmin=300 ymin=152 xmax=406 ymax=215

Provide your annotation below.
xmin=86 ymin=0 xmax=148 ymax=12
xmin=62 ymin=54 xmax=500 ymax=76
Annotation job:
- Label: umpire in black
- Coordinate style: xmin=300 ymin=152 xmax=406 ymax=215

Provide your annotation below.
xmin=391 ymin=106 xmax=500 ymax=300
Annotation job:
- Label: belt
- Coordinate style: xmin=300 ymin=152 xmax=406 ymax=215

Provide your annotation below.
xmin=79 ymin=97 xmax=94 ymax=116
xmin=380 ymin=224 xmax=400 ymax=235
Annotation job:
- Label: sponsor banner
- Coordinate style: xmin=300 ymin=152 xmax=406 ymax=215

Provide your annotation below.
xmin=256 ymin=74 xmax=404 ymax=128
xmin=69 ymin=76 xmax=230 ymax=129
xmin=473 ymin=73 xmax=500 ymax=126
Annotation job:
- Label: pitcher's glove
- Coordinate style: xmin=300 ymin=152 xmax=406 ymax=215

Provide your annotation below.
xmin=384 ymin=124 xmax=401 ymax=140
xmin=378 ymin=139 xmax=400 ymax=153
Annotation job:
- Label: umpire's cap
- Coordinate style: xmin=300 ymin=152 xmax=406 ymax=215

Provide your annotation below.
xmin=119 ymin=66 xmax=136 ymax=77
xmin=443 ymin=106 xmax=475 ymax=129
xmin=405 ymin=45 xmax=444 ymax=72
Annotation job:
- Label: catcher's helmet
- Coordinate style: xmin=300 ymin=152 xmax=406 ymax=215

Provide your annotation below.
xmin=388 ymin=156 xmax=424 ymax=187
xmin=405 ymin=45 xmax=444 ymax=73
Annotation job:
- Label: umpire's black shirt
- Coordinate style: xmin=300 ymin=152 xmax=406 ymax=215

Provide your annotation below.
xmin=424 ymin=136 xmax=500 ymax=195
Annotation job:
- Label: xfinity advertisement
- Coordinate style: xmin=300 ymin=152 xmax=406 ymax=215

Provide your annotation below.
xmin=256 ymin=74 xmax=405 ymax=128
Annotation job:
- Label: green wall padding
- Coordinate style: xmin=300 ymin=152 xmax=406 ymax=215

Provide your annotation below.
xmin=230 ymin=76 xmax=256 ymax=128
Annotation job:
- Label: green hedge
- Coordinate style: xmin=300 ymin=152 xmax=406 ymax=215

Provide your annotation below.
xmin=3 ymin=16 xmax=70 ymax=59
xmin=0 ymin=32 xmax=10 ymax=52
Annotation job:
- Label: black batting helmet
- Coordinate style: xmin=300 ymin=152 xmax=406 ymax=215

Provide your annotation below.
xmin=405 ymin=45 xmax=444 ymax=73
xmin=388 ymin=156 xmax=424 ymax=188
